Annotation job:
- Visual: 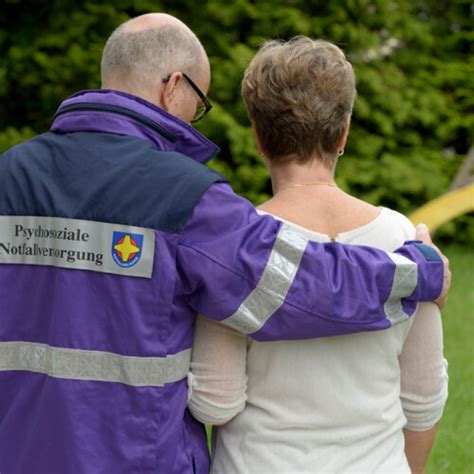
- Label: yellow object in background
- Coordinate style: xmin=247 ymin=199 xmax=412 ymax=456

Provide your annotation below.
xmin=409 ymin=184 xmax=474 ymax=233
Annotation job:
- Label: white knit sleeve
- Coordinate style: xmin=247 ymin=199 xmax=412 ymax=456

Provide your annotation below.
xmin=187 ymin=315 xmax=248 ymax=426
xmin=399 ymin=302 xmax=448 ymax=431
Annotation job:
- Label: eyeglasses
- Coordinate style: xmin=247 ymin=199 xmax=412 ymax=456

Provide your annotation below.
xmin=162 ymin=72 xmax=212 ymax=123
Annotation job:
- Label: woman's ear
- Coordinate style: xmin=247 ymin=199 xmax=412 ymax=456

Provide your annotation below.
xmin=337 ymin=114 xmax=352 ymax=153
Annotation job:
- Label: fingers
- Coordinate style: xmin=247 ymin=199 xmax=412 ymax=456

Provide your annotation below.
xmin=435 ymin=254 xmax=452 ymax=309
xmin=415 ymin=223 xmax=433 ymax=246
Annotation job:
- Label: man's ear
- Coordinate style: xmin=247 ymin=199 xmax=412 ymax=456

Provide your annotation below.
xmin=160 ymin=72 xmax=183 ymax=112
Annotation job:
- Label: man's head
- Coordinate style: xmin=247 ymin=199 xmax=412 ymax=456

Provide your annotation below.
xmin=101 ymin=13 xmax=210 ymax=123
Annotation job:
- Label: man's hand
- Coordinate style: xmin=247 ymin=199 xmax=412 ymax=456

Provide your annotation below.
xmin=415 ymin=223 xmax=451 ymax=308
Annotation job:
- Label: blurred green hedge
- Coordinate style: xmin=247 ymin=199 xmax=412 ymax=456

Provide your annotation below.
xmin=1 ymin=0 xmax=472 ymax=242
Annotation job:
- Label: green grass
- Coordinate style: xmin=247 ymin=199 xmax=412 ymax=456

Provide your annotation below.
xmin=206 ymin=244 xmax=474 ymax=472
xmin=427 ymin=244 xmax=474 ymax=474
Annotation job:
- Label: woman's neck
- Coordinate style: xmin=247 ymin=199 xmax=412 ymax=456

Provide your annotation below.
xmin=260 ymin=157 xmax=380 ymax=238
xmin=269 ymin=158 xmax=336 ymax=195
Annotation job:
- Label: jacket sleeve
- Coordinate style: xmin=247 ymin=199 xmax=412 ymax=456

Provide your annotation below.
xmin=177 ymin=183 xmax=444 ymax=341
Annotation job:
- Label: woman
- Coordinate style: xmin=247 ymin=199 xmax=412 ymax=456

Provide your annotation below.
xmin=188 ymin=37 xmax=448 ymax=473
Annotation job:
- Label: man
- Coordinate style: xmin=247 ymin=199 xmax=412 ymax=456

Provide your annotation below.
xmin=0 ymin=13 xmax=449 ymax=474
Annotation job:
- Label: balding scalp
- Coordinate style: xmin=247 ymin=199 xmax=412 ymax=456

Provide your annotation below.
xmin=101 ymin=21 xmax=205 ymax=95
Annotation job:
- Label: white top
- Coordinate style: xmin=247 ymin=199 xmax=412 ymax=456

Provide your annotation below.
xmin=188 ymin=208 xmax=448 ymax=474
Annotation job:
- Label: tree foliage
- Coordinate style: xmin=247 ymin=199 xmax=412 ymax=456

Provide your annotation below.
xmin=1 ymin=0 xmax=472 ymax=241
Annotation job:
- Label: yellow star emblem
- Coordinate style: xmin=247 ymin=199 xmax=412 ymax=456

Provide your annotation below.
xmin=114 ymin=235 xmax=140 ymax=262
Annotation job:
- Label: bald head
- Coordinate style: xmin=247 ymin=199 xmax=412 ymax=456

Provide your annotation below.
xmin=121 ymin=13 xmax=186 ymax=33
xmin=101 ymin=13 xmax=209 ymax=101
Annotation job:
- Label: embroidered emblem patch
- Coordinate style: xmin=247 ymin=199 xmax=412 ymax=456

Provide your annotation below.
xmin=112 ymin=232 xmax=144 ymax=268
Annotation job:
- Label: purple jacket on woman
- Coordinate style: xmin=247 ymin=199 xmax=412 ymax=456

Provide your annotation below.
xmin=0 ymin=90 xmax=443 ymax=473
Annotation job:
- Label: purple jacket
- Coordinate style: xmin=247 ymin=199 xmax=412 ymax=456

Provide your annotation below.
xmin=0 ymin=90 xmax=443 ymax=473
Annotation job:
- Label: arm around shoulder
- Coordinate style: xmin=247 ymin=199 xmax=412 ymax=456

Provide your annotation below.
xmin=178 ymin=183 xmax=446 ymax=341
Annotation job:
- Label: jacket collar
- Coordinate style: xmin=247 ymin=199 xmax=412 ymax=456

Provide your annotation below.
xmin=50 ymin=89 xmax=220 ymax=164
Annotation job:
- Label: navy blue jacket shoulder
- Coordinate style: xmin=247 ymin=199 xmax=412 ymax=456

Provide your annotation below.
xmin=0 ymin=131 xmax=225 ymax=233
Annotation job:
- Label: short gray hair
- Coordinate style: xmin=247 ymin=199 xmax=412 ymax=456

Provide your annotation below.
xmin=101 ymin=23 xmax=205 ymax=93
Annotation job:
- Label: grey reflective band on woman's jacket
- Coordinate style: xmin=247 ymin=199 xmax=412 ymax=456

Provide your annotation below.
xmin=222 ymin=223 xmax=308 ymax=334
xmin=0 ymin=341 xmax=191 ymax=387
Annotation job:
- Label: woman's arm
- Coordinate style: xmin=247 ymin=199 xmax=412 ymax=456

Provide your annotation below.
xmin=188 ymin=315 xmax=248 ymax=425
xmin=399 ymin=302 xmax=448 ymax=473
xmin=403 ymin=425 xmax=438 ymax=474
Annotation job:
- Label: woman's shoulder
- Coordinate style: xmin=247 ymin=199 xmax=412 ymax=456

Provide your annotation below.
xmin=344 ymin=195 xmax=414 ymax=237
xmin=339 ymin=206 xmax=417 ymax=252
xmin=257 ymin=192 xmax=417 ymax=251
xmin=378 ymin=207 xmax=416 ymax=241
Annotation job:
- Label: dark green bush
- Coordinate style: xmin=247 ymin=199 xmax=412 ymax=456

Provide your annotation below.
xmin=1 ymin=0 xmax=472 ymax=242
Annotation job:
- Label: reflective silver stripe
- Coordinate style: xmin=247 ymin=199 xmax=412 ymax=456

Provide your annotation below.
xmin=222 ymin=223 xmax=308 ymax=334
xmin=384 ymin=253 xmax=418 ymax=325
xmin=0 ymin=342 xmax=191 ymax=387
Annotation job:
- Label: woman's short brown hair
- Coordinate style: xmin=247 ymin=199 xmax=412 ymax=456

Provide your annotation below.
xmin=241 ymin=36 xmax=356 ymax=166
